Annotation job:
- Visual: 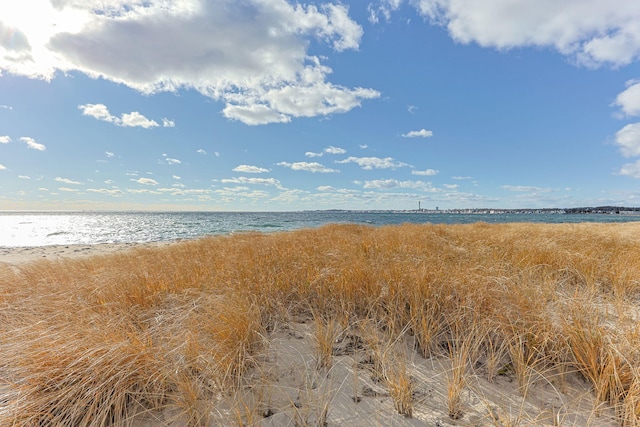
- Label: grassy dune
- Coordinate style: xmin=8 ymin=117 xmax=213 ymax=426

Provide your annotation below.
xmin=1 ymin=222 xmax=640 ymax=426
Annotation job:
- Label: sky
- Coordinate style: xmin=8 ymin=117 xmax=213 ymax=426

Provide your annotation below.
xmin=2 ymin=1 xmax=640 ymax=211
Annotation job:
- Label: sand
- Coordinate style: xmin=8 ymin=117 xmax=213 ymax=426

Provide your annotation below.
xmin=0 ymin=242 xmax=168 ymax=266
xmin=0 ymin=240 xmax=623 ymax=426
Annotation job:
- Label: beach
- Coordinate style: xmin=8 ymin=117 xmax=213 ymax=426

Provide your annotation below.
xmin=1 ymin=222 xmax=638 ymax=426
xmin=0 ymin=243 xmax=148 ymax=265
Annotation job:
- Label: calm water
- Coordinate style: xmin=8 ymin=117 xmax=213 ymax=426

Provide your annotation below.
xmin=1 ymin=211 xmax=638 ymax=247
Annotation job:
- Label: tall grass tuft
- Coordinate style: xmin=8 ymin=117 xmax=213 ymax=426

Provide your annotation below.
xmin=2 ymin=221 xmax=640 ymax=425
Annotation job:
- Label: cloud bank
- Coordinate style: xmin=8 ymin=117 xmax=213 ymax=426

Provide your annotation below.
xmin=0 ymin=0 xmax=379 ymax=125
xmin=373 ymin=0 xmax=640 ymax=67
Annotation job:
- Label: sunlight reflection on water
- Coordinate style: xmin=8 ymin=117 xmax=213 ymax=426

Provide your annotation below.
xmin=0 ymin=211 xmax=637 ymax=247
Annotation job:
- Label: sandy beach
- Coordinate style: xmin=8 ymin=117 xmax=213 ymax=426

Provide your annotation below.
xmin=0 ymin=242 xmax=171 ymax=266
xmin=1 ymin=223 xmax=637 ymax=426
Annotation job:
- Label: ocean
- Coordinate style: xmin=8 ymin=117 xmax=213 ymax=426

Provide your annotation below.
xmin=1 ymin=210 xmax=638 ymax=247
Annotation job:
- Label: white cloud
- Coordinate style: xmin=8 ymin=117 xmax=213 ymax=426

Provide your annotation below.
xmin=58 ymin=187 xmax=79 ymax=192
xmin=0 ymin=164 xmax=5 ymax=170
xmin=162 ymin=118 xmax=175 ymax=127
xmin=368 ymin=0 xmax=402 ymax=24
xmin=196 ymin=149 xmax=207 ymax=155
xmin=19 ymin=175 xmax=30 ymax=179
xmin=0 ymin=105 xmax=12 ymax=110
xmin=127 ymin=188 xmax=161 ymax=194
xmin=120 ymin=111 xmax=159 ymax=128
xmin=362 ymin=179 xmax=437 ymax=190
xmin=55 ymin=177 xmax=82 ymax=185
xmin=324 ymin=145 xmax=346 ymax=154
xmin=172 ymin=175 xmax=181 ymax=180
xmin=221 ymin=177 xmax=283 ymax=187
xmin=0 ymin=136 xmax=10 ymax=143
xmin=618 ymin=159 xmax=640 ymax=178
xmin=615 ymin=122 xmax=640 ymax=157
xmin=614 ymin=81 xmax=640 ymax=117
xmin=502 ymin=185 xmax=551 ymax=192
xmin=402 ymin=129 xmax=433 ymax=138
xmin=233 ymin=165 xmax=270 ymax=174
xmin=305 ymin=146 xmax=346 ymax=157
xmin=87 ymin=188 xmax=124 ymax=196
xmin=105 ymin=151 xmax=115 ymax=157
xmin=412 ymin=169 xmax=439 ymax=176
xmin=79 ymin=104 xmax=164 ymax=128
xmin=131 ymin=177 xmax=159 ymax=185
xmin=20 ymin=136 xmax=46 ymax=151
xmin=336 ymin=156 xmax=409 ymax=170
xmin=409 ymin=0 xmax=640 ymax=67
xmin=78 ymin=103 xmax=114 ymax=122
xmin=162 ymin=154 xmax=182 ymax=164
xmin=277 ymin=161 xmax=339 ymax=173
xmin=452 ymin=176 xmax=473 ymax=180
xmin=2 ymin=1 xmax=378 ymax=126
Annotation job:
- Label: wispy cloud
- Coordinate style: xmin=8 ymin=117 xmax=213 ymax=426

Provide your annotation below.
xmin=336 ymin=156 xmax=408 ymax=170
xmin=305 ymin=146 xmax=347 ymax=157
xmin=0 ymin=136 xmax=10 ymax=144
xmin=402 ymin=129 xmax=433 ymax=138
xmin=277 ymin=161 xmax=339 ymax=173
xmin=233 ymin=165 xmax=270 ymax=173
xmin=502 ymin=185 xmax=551 ymax=193
xmin=20 ymin=137 xmax=46 ymax=151
xmin=221 ymin=177 xmax=283 ymax=188
xmin=362 ymin=179 xmax=438 ymax=190
xmin=162 ymin=154 xmax=181 ymax=165
xmin=79 ymin=104 xmax=174 ymax=129
xmin=87 ymin=188 xmax=124 ymax=196
xmin=130 ymin=177 xmax=159 ymax=186
xmin=196 ymin=149 xmax=207 ymax=155
xmin=55 ymin=177 xmax=82 ymax=185
xmin=412 ymin=169 xmax=439 ymax=176
xmin=0 ymin=105 xmax=12 ymax=110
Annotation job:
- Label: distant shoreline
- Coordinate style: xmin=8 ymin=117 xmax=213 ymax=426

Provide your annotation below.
xmin=306 ymin=206 xmax=640 ymax=215
xmin=1 ymin=205 xmax=640 ymax=215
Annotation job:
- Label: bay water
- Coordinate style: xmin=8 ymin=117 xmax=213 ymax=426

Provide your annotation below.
xmin=1 ymin=210 xmax=638 ymax=247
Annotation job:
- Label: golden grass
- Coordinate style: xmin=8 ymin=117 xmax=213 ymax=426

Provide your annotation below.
xmin=2 ymin=221 xmax=640 ymax=425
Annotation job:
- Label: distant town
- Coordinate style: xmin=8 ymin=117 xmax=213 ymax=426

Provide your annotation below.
xmin=311 ymin=206 xmax=640 ymax=215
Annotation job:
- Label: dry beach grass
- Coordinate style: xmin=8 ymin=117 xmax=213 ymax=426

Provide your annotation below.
xmin=1 ymin=222 xmax=640 ymax=426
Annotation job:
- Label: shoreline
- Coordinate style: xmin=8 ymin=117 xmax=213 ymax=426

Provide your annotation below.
xmin=0 ymin=242 xmax=165 ymax=266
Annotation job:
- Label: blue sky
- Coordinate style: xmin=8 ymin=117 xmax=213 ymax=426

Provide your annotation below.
xmin=2 ymin=0 xmax=640 ymax=211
